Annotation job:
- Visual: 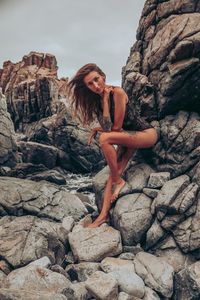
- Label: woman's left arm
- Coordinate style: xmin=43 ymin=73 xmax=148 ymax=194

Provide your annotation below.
xmin=111 ymin=88 xmax=128 ymax=131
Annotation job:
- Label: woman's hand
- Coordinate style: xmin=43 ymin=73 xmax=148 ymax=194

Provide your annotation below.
xmin=87 ymin=127 xmax=102 ymax=145
xmin=102 ymin=86 xmax=114 ymax=102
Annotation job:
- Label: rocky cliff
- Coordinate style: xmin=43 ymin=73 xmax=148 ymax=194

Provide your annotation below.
xmin=0 ymin=52 xmax=69 ymax=131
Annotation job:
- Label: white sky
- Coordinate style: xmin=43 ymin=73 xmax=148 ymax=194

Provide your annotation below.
xmin=0 ymin=0 xmax=146 ymax=85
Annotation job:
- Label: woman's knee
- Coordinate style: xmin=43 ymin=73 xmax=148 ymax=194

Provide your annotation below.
xmin=99 ymin=132 xmax=110 ymax=146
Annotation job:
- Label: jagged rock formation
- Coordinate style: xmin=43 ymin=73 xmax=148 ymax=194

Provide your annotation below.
xmin=122 ymin=0 xmax=200 ymax=177
xmin=122 ymin=0 xmax=200 ymax=120
xmin=0 ymin=90 xmax=17 ymax=167
xmin=0 ymin=52 xmax=69 ymax=131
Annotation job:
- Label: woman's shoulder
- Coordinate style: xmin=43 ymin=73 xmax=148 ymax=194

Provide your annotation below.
xmin=112 ymin=86 xmax=128 ymax=103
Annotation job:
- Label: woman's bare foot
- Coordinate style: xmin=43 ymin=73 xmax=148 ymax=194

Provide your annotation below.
xmin=111 ymin=178 xmax=126 ymax=203
xmin=87 ymin=216 xmax=109 ymax=228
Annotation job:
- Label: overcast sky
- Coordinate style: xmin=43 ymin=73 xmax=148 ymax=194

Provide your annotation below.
xmin=0 ymin=0 xmax=146 ymax=85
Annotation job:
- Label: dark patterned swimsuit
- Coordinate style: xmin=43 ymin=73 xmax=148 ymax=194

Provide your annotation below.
xmin=97 ymin=90 xmax=153 ymax=132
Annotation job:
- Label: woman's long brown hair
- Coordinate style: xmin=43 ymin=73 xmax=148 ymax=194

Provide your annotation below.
xmin=68 ymin=63 xmax=106 ymax=126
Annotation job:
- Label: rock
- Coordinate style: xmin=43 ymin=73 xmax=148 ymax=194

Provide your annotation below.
xmin=142 ymin=188 xmax=159 ymax=199
xmin=143 ymin=287 xmax=160 ymax=300
xmin=0 ymin=215 xmax=68 ymax=268
xmin=63 ymin=281 xmax=90 ymax=300
xmin=50 ymin=264 xmax=69 ymax=279
xmin=134 ymin=252 xmax=174 ymax=298
xmin=0 ymin=260 xmax=11 ymax=275
xmin=174 ymin=261 xmax=200 ymax=300
xmin=172 ymin=194 xmax=200 ymax=253
xmin=154 ymin=112 xmax=200 ymax=177
xmin=0 ymin=289 xmax=68 ymax=300
xmin=0 ymin=271 xmax=6 ymax=286
xmin=118 ymin=292 xmax=142 ymax=300
xmin=145 ymin=219 xmax=167 ymax=250
xmin=0 ymin=177 xmax=87 ymax=221
xmin=119 ymin=252 xmax=135 ymax=260
xmin=3 ymin=261 xmax=71 ymax=294
xmin=126 ymin=163 xmax=155 ymax=192
xmin=66 ymin=262 xmax=101 ymax=282
xmin=17 ymin=141 xmax=59 ymax=169
xmin=113 ymin=193 xmax=153 ymax=245
xmin=147 ymin=172 xmax=170 ymax=188
xmin=0 ymin=162 xmax=48 ymax=178
xmin=85 ymin=271 xmax=118 ymax=300
xmin=27 ymin=169 xmax=67 ymax=185
xmin=30 ymin=256 xmax=51 ymax=268
xmin=62 ymin=216 xmax=75 ymax=233
xmin=26 ymin=112 xmax=105 ymax=173
xmin=68 ymin=224 xmax=122 ymax=262
xmin=151 ymin=174 xmax=191 ymax=220
xmin=101 ymin=257 xmax=145 ymax=298
xmin=0 ymin=52 xmax=69 ymax=131
xmin=101 ymin=257 xmax=135 ymax=274
xmin=153 ymin=236 xmax=196 ymax=273
xmin=0 ymin=89 xmax=17 ymax=167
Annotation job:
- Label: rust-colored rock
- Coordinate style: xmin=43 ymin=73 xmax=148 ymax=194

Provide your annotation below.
xmin=0 ymin=52 xmax=69 ymax=131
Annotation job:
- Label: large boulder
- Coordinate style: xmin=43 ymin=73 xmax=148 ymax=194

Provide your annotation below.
xmin=23 ymin=111 xmax=105 ymax=173
xmin=174 ymin=261 xmax=200 ymax=300
xmin=0 ymin=176 xmax=88 ymax=221
xmin=134 ymin=252 xmax=174 ymax=298
xmin=68 ymin=223 xmax=122 ymax=262
xmin=122 ymin=2 xmax=200 ymax=119
xmin=113 ymin=193 xmax=153 ymax=246
xmin=0 ymin=216 xmax=68 ymax=268
xmin=0 ymin=89 xmax=17 ymax=167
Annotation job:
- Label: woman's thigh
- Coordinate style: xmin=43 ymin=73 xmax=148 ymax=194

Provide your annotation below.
xmin=99 ymin=128 xmax=158 ymax=149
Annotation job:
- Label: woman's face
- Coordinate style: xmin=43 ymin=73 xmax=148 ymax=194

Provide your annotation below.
xmin=83 ymin=71 xmax=106 ymax=95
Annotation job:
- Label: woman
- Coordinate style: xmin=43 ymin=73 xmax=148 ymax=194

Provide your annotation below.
xmin=68 ymin=63 xmax=158 ymax=228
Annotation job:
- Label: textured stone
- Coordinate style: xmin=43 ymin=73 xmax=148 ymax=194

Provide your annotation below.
xmin=68 ymin=224 xmax=122 ymax=262
xmin=0 ymin=216 xmax=68 ymax=268
xmin=85 ymin=271 xmax=118 ymax=300
xmin=0 ymin=289 xmax=68 ymax=300
xmin=0 ymin=90 xmax=17 ymax=167
xmin=134 ymin=252 xmax=174 ymax=298
xmin=0 ymin=52 xmax=68 ymax=131
xmin=172 ymin=195 xmax=200 ymax=253
xmin=101 ymin=257 xmax=145 ymax=298
xmin=3 ymin=261 xmax=71 ymax=293
xmin=66 ymin=262 xmax=101 ymax=282
xmin=113 ymin=193 xmax=153 ymax=245
xmin=174 ymin=261 xmax=200 ymax=300
xmin=151 ymin=175 xmax=190 ymax=220
xmin=147 ymin=172 xmax=170 ymax=188
xmin=0 ymin=177 xmax=87 ymax=221
xmin=143 ymin=286 xmax=160 ymax=300
xmin=126 ymin=163 xmax=155 ymax=192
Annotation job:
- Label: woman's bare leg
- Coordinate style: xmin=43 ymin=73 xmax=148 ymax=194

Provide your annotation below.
xmin=99 ymin=128 xmax=158 ymax=200
xmin=88 ymin=147 xmax=135 ymax=228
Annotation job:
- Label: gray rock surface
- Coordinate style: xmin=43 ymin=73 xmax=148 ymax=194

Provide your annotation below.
xmin=66 ymin=262 xmax=101 ymax=282
xmin=0 ymin=216 xmax=68 ymax=268
xmin=68 ymin=224 xmax=122 ymax=262
xmin=85 ymin=270 xmax=118 ymax=300
xmin=147 ymin=172 xmax=170 ymax=188
xmin=134 ymin=252 xmax=174 ymax=298
xmin=101 ymin=257 xmax=145 ymax=298
xmin=0 ymin=176 xmax=87 ymax=221
xmin=0 ymin=289 xmax=68 ymax=300
xmin=172 ymin=194 xmax=200 ymax=253
xmin=174 ymin=261 xmax=200 ymax=300
xmin=113 ymin=193 xmax=153 ymax=245
xmin=0 ymin=90 xmax=17 ymax=167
